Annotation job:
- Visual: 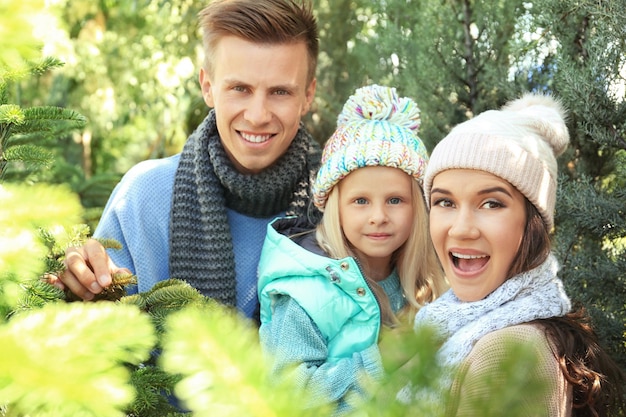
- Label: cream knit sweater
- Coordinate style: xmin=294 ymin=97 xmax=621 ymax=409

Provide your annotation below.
xmin=451 ymin=323 xmax=573 ymax=417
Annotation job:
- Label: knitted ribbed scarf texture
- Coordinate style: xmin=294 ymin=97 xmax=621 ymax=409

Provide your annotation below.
xmin=169 ymin=110 xmax=321 ymax=305
xmin=398 ymin=254 xmax=572 ymax=406
xmin=414 ymin=253 xmax=571 ymax=369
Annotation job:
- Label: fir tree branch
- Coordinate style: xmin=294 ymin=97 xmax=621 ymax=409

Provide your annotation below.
xmin=160 ymin=303 xmax=331 ymax=417
xmin=0 ymin=303 xmax=156 ymax=417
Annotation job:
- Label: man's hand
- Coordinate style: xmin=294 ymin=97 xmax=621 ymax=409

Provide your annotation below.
xmin=48 ymin=239 xmax=131 ymax=301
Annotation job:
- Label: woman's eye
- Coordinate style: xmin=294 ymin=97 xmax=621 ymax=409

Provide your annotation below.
xmin=483 ymin=200 xmax=504 ymax=209
xmin=432 ymin=198 xmax=452 ymax=208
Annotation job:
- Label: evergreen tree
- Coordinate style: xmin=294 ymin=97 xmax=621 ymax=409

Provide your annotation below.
xmin=357 ymin=0 xmax=530 ymax=149
xmin=0 ymin=58 xmax=86 ymax=182
xmin=534 ymin=0 xmax=626 ymax=370
xmin=308 ymin=0 xmax=379 ymax=144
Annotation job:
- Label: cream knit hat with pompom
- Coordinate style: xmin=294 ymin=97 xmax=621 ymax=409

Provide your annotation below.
xmin=423 ymin=94 xmax=569 ymax=230
xmin=312 ymin=84 xmax=429 ymax=210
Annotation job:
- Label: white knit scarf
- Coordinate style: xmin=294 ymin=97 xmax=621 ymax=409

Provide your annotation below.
xmin=414 ymin=253 xmax=571 ymax=369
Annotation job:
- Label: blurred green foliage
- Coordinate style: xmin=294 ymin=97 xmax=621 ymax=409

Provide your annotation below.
xmin=1 ymin=0 xmax=625 ymax=414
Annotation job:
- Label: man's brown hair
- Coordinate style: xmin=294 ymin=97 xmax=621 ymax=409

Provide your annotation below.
xmin=199 ymin=0 xmax=318 ymax=84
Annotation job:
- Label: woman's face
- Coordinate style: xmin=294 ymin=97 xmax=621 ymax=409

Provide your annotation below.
xmin=429 ymin=169 xmax=527 ymax=302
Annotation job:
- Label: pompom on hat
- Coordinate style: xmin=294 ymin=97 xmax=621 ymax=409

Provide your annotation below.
xmin=423 ymin=93 xmax=570 ymax=230
xmin=312 ymin=84 xmax=429 ymax=210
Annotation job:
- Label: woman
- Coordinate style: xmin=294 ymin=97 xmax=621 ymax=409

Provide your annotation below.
xmin=414 ymin=94 xmax=624 ymax=416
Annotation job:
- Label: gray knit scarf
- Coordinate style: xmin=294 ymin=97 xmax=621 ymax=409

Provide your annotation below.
xmin=169 ymin=110 xmax=321 ymax=305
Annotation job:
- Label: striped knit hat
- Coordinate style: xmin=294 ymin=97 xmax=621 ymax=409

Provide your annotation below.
xmin=423 ymin=93 xmax=569 ymax=230
xmin=312 ymin=84 xmax=429 ymax=210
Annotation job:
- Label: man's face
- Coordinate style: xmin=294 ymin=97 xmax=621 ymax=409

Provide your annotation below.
xmin=199 ymin=36 xmax=316 ymax=174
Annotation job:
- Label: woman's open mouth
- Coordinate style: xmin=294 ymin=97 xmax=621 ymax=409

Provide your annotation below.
xmin=450 ymin=251 xmax=489 ymax=274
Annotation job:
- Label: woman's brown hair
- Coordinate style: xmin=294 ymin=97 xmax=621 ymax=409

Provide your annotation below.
xmin=515 ymin=200 xmax=625 ymax=416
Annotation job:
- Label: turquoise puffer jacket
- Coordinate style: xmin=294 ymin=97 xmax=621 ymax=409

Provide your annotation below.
xmin=258 ymin=216 xmax=384 ymax=362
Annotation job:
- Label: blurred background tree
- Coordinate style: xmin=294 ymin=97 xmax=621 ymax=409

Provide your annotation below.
xmin=5 ymin=0 xmax=624 ymax=396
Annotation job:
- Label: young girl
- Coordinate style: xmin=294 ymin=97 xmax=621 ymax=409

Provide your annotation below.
xmin=257 ymin=85 xmax=446 ymax=415
xmin=414 ymin=94 xmax=625 ymax=416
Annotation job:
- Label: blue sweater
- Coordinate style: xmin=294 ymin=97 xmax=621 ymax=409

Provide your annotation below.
xmin=94 ymin=153 xmax=282 ymax=318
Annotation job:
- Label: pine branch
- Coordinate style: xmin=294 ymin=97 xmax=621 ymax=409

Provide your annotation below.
xmin=0 ymin=57 xmax=65 ymax=85
xmin=2 ymin=144 xmax=54 ymax=168
xmin=0 ymin=104 xmax=25 ymax=126
xmin=160 ymin=303 xmax=331 ymax=417
xmin=120 ymin=279 xmax=208 ymax=334
xmin=363 ymin=325 xmax=448 ymax=416
xmin=1 ymin=58 xmax=66 ymax=110
xmin=28 ymin=56 xmax=65 ymax=76
xmin=557 ymin=174 xmax=626 ymax=239
xmin=11 ymin=106 xmax=87 ymax=137
xmin=10 ymin=278 xmax=66 ymax=316
xmin=0 ymin=302 xmax=156 ymax=417
xmin=0 ymin=104 xmax=24 ymax=159
xmin=1 ymin=104 xmax=86 ymax=179
xmin=127 ymin=365 xmax=183 ymax=417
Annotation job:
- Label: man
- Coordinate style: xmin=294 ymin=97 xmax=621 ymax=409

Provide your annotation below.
xmin=52 ymin=0 xmax=321 ymax=319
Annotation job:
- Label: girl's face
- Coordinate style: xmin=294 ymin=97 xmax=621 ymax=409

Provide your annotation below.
xmin=338 ymin=166 xmax=414 ymax=280
xmin=429 ymin=169 xmax=527 ymax=302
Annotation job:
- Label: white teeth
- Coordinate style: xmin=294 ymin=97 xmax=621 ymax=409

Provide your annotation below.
xmin=241 ymin=132 xmax=271 ymax=143
xmin=451 ymin=252 xmax=486 ymax=259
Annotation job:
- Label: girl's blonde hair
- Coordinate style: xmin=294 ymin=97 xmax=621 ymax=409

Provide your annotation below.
xmin=315 ymin=178 xmax=446 ymax=326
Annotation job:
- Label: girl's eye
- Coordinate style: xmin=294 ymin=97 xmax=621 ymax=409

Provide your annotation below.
xmin=355 ymin=198 xmax=368 ymax=205
xmin=388 ymin=197 xmax=402 ymax=205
